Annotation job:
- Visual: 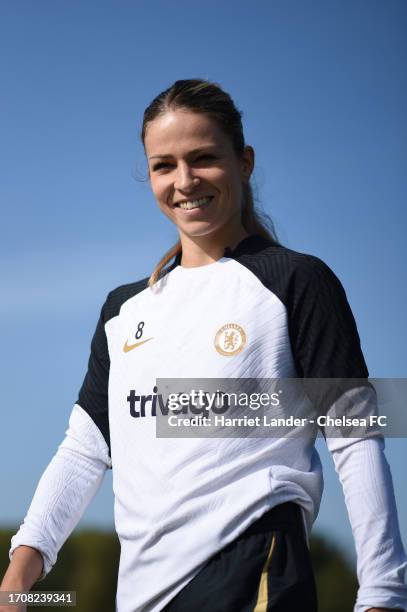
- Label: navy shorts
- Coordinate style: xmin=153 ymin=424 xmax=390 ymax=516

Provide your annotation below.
xmin=163 ymin=502 xmax=318 ymax=612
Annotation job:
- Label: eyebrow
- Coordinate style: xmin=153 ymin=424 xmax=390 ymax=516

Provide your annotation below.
xmin=149 ymin=145 xmax=221 ymax=160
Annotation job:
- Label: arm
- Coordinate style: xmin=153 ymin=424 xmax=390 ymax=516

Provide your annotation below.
xmin=0 ymin=547 xmax=44 ymax=612
xmin=287 ymin=255 xmax=407 ymax=611
xmin=327 ymin=430 xmax=407 ymax=611
xmin=1 ymin=545 xmax=44 ymax=590
xmin=2 ymin=296 xmax=112 ymax=588
xmin=3 ymin=404 xmax=111 ymax=585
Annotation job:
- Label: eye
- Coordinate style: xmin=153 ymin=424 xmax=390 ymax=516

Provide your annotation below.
xmin=151 ymin=154 xmax=217 ymax=172
xmin=196 ymin=154 xmax=216 ymax=162
xmin=152 ymin=162 xmax=172 ymax=171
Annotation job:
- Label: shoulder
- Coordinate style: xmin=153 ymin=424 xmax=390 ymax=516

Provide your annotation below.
xmin=247 ymin=243 xmax=368 ymax=378
xmin=236 ymin=240 xmax=345 ymax=307
xmin=101 ymin=276 xmax=150 ymax=324
xmin=236 ymin=235 xmax=337 ymax=277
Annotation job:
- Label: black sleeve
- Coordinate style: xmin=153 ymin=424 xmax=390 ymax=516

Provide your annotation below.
xmin=235 ymin=244 xmax=372 ymax=421
xmin=285 ymin=256 xmax=371 ymax=415
xmin=76 ymin=298 xmax=111 ymax=458
xmin=287 ymin=255 xmax=369 ymax=378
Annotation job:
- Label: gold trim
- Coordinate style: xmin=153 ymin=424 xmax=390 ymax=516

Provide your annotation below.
xmin=253 ymin=533 xmax=276 ymax=612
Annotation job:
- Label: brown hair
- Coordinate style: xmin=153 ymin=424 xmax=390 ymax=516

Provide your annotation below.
xmin=141 ymin=78 xmax=280 ymax=287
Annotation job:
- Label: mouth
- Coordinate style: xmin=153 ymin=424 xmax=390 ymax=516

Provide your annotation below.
xmin=174 ymin=196 xmax=214 ymax=210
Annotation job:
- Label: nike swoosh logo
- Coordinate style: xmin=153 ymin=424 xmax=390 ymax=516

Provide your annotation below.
xmin=123 ymin=337 xmax=153 ymax=353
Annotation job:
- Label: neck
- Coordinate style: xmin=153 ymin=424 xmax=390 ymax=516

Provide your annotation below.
xmin=178 ymin=225 xmax=250 ymax=268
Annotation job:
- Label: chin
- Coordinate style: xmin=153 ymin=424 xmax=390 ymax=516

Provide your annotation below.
xmin=178 ymin=223 xmax=225 ymax=239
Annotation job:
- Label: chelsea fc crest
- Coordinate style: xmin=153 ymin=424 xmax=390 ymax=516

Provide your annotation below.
xmin=214 ymin=323 xmax=247 ymax=356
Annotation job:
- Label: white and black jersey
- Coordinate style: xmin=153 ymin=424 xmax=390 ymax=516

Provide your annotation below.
xmin=10 ymin=235 xmax=407 ymax=612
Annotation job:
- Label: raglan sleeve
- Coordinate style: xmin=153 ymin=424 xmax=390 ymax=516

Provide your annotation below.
xmin=287 ymin=255 xmax=407 ymax=612
xmin=9 ymin=296 xmax=113 ymax=581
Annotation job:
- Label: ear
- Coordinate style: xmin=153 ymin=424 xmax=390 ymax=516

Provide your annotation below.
xmin=240 ymin=145 xmax=255 ymax=182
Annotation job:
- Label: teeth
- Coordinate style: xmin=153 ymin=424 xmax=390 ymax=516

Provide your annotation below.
xmin=178 ymin=197 xmax=212 ymax=210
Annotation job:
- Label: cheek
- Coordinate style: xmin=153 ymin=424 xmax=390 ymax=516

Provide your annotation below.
xmin=150 ymin=177 xmax=169 ymax=203
xmin=221 ymin=173 xmax=242 ymax=204
xmin=216 ymin=166 xmax=241 ymax=193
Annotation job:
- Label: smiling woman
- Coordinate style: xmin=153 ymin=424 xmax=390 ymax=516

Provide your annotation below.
xmin=144 ymin=109 xmax=253 ymax=256
xmin=1 ymin=79 xmax=406 ymax=612
xmin=140 ymin=79 xmax=280 ymax=281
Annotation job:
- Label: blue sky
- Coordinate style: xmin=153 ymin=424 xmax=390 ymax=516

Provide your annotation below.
xmin=1 ymin=0 xmax=406 ymax=566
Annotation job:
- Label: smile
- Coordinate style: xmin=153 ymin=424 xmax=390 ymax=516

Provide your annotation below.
xmin=176 ymin=196 xmax=214 ymax=210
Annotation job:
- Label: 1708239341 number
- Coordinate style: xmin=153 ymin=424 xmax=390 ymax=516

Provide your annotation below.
xmin=0 ymin=591 xmax=76 ymax=606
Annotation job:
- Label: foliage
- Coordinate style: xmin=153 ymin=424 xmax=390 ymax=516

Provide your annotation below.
xmin=310 ymin=532 xmax=358 ymax=612
xmin=1 ymin=528 xmax=358 ymax=611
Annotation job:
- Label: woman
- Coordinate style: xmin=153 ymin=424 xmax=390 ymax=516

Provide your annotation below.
xmin=1 ymin=79 xmax=406 ymax=612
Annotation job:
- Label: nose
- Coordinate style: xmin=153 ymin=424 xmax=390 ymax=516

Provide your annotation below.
xmin=173 ymin=161 xmax=200 ymax=192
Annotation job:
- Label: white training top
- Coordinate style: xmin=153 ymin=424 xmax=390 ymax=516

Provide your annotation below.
xmin=10 ymin=235 xmax=407 ymax=611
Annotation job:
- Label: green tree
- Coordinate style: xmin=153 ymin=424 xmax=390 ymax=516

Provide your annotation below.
xmin=311 ymin=533 xmax=358 ymax=612
xmin=1 ymin=528 xmax=358 ymax=611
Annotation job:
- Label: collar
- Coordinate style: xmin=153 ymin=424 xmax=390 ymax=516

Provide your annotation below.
xmin=171 ymin=233 xmax=273 ymax=269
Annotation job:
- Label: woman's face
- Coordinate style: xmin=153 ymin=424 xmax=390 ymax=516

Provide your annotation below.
xmin=144 ymin=109 xmax=254 ymax=242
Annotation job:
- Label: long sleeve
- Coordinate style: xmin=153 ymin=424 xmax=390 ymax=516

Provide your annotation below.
xmin=284 ymin=255 xmax=407 ymax=610
xmin=9 ymin=404 xmax=112 ymax=580
xmin=328 ymin=434 xmax=407 ymax=611
xmin=9 ymin=297 xmax=113 ymax=580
